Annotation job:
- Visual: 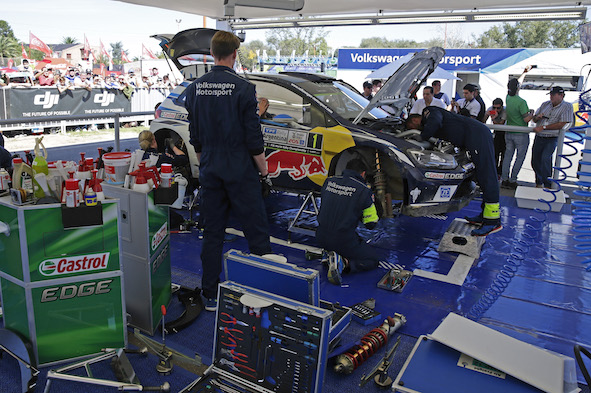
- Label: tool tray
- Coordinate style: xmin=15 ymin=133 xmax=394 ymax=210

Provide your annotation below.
xmin=223 ymin=250 xmax=351 ymax=350
xmin=183 ymin=281 xmax=331 ymax=393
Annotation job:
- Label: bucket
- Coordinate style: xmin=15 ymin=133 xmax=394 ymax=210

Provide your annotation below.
xmin=103 ymin=152 xmax=132 ymax=184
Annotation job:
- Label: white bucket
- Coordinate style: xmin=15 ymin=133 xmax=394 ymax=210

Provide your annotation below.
xmin=103 ymin=152 xmax=132 ymax=184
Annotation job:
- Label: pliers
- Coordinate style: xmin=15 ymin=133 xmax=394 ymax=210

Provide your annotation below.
xmin=220 ymin=348 xmax=249 ymax=363
xmin=220 ymin=312 xmax=248 ymax=327
xmin=219 ymin=358 xmax=257 ymax=378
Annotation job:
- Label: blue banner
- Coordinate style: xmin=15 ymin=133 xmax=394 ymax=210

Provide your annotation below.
xmin=338 ymin=48 xmax=526 ymax=71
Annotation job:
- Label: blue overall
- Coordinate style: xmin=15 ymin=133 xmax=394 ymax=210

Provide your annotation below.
xmin=421 ymin=106 xmax=499 ymax=205
xmin=185 ymin=65 xmax=271 ymax=299
xmin=316 ymin=169 xmax=381 ymax=272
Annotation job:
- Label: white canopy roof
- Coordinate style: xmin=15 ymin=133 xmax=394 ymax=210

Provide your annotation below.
xmin=112 ymin=0 xmax=589 ymax=20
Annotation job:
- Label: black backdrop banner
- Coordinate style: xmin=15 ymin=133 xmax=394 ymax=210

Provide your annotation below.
xmin=5 ymin=88 xmax=131 ymax=118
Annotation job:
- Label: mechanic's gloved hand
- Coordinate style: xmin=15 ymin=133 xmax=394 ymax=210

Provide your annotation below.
xmin=164 ymin=138 xmax=175 ymax=150
xmin=261 ymin=174 xmax=272 ymax=197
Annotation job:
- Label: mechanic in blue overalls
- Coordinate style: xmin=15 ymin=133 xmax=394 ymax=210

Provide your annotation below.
xmin=185 ymin=31 xmax=272 ymax=311
xmin=412 ymin=106 xmax=502 ymax=236
xmin=316 ymin=158 xmax=381 ymax=285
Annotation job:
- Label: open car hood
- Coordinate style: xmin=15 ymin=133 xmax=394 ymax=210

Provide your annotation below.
xmin=151 ymin=28 xmax=220 ymax=70
xmin=353 ymin=47 xmax=445 ymax=123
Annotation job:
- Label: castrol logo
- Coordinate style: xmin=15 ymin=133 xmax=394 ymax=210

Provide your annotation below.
xmin=151 ymin=222 xmax=168 ymax=251
xmin=39 ymin=253 xmax=110 ymax=276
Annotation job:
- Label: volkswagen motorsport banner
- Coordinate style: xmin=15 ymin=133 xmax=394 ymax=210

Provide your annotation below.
xmin=4 ymin=88 xmax=131 ymax=118
xmin=338 ymin=48 xmax=525 ymax=71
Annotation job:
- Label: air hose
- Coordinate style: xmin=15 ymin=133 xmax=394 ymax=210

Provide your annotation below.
xmin=468 ymin=89 xmax=589 ymax=320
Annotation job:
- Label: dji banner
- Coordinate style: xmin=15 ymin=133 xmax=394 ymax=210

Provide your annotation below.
xmin=4 ymin=88 xmax=131 ymax=118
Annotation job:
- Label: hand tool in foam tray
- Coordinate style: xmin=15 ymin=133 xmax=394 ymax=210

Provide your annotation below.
xmin=180 ymin=282 xmax=331 ymax=393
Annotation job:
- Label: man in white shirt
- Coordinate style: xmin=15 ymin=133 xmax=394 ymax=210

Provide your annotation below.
xmin=452 ymin=84 xmax=481 ymax=118
xmin=410 ymin=86 xmax=447 ymax=114
xmin=432 ymin=80 xmax=450 ymax=107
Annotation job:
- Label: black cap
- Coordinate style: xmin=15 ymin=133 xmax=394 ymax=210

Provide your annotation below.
xmin=549 ymin=86 xmax=565 ymax=95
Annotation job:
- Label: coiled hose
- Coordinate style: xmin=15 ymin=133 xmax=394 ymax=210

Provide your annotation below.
xmin=467 ymin=91 xmax=589 ymax=320
xmin=571 ymin=89 xmax=591 ymax=270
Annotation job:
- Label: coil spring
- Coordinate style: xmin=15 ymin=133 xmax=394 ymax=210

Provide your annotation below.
xmin=571 ymin=89 xmax=591 ymax=270
xmin=341 ymin=327 xmax=388 ymax=371
xmin=468 ymin=90 xmax=589 ymax=320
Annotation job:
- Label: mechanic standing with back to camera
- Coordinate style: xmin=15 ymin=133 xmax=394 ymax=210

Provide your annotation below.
xmin=317 ymin=158 xmax=381 ymax=285
xmin=409 ymin=106 xmax=502 ymax=236
xmin=185 ymin=30 xmax=272 ymax=311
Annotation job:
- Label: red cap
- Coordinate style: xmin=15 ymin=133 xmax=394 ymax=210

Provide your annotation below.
xmin=161 ymin=163 xmax=172 ymax=173
xmin=13 ymin=157 xmax=23 ymax=164
xmin=65 ymin=179 xmax=79 ymax=190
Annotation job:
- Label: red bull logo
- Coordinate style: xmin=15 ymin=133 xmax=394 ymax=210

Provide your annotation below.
xmin=266 ymin=150 xmax=327 ymax=181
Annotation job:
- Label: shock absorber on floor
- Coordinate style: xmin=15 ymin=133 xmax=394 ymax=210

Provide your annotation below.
xmin=374 ymin=150 xmax=393 ymax=218
xmin=333 ymin=313 xmax=406 ymax=374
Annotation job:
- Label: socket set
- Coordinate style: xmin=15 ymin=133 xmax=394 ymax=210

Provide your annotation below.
xmin=180 ymin=281 xmax=331 ymax=393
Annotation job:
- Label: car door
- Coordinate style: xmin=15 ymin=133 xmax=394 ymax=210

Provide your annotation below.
xmin=252 ymin=80 xmax=355 ymax=192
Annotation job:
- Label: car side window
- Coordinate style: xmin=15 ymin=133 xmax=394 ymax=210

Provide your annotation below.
xmin=252 ymin=81 xmax=328 ymax=128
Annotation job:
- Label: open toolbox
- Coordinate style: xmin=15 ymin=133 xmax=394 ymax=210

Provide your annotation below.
xmin=181 ymin=281 xmax=332 ymax=393
xmin=223 ymin=250 xmax=351 ymax=350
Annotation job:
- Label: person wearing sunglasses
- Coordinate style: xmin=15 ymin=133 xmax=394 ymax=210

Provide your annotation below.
xmin=484 ymin=98 xmax=507 ymax=179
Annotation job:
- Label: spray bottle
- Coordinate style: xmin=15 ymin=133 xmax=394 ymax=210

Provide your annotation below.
xmin=31 ymin=136 xmax=49 ymax=198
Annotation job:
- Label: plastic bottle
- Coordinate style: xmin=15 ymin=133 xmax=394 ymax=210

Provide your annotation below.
xmin=32 ymin=137 xmax=49 ymax=198
xmin=65 ymin=179 xmax=80 ymax=208
xmin=84 ymin=187 xmax=98 ymax=206
xmin=12 ymin=157 xmax=34 ymax=195
xmin=0 ymin=168 xmax=10 ymax=191
xmin=132 ymin=174 xmax=150 ymax=193
xmin=160 ymin=163 xmax=173 ymax=188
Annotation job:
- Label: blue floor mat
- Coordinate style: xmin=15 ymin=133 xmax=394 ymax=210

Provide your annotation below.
xmin=2 ymin=191 xmax=591 ymax=392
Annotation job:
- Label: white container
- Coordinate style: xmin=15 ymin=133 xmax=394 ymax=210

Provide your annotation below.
xmin=103 ymin=152 xmax=132 ymax=184
xmin=0 ymin=169 xmax=10 ymax=191
xmin=514 ymin=186 xmax=566 ymax=212
xmin=65 ymin=179 xmax=80 ymax=208
xmin=160 ymin=163 xmax=172 ymax=188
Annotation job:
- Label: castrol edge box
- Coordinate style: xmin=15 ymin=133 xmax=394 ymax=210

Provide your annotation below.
xmin=0 ymin=197 xmax=126 ymax=365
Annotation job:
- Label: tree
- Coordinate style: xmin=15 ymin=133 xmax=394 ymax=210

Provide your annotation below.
xmin=265 ymin=27 xmax=330 ymax=58
xmin=239 ymin=39 xmax=268 ymax=70
xmin=110 ymin=41 xmax=124 ymax=64
xmin=62 ymin=36 xmax=79 ymax=44
xmin=360 ymin=37 xmax=419 ymax=48
xmin=474 ymin=21 xmax=581 ymax=48
xmin=0 ymin=21 xmax=15 ymax=39
xmin=0 ymin=36 xmax=19 ymax=63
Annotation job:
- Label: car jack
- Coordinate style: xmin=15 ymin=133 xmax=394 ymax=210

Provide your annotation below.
xmin=0 ymin=328 xmax=39 ymax=393
xmin=43 ymin=348 xmax=170 ymax=392
xmin=287 ymin=191 xmax=320 ymax=242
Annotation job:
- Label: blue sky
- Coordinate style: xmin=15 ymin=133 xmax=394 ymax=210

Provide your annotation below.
xmin=4 ymin=0 xmax=496 ymax=58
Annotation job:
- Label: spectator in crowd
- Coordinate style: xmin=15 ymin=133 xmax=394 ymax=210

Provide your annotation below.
xmin=0 ymin=70 xmax=7 ymax=87
xmin=127 ymin=70 xmax=139 ymax=87
xmin=55 ymin=74 xmax=71 ymax=93
xmin=372 ymin=79 xmax=382 ymax=94
xmin=64 ymin=68 xmax=77 ymax=86
xmin=470 ymin=83 xmax=487 ymax=123
xmin=362 ymin=81 xmax=373 ymax=100
xmin=92 ymin=75 xmax=105 ymax=89
xmin=35 ymin=67 xmax=55 ymax=86
xmin=74 ymin=72 xmax=92 ymax=91
xmin=452 ymin=84 xmax=481 ymax=119
xmin=531 ymin=86 xmax=574 ymax=188
xmin=432 ymin=80 xmax=451 ymax=107
xmin=410 ymin=86 xmax=447 ymax=114
xmin=162 ymin=75 xmax=175 ymax=89
xmin=140 ymin=75 xmax=152 ymax=89
xmin=104 ymin=74 xmax=121 ymax=89
xmin=483 ymin=98 xmax=508 ymax=178
xmin=18 ymin=59 xmax=34 ymax=78
xmin=501 ymin=70 xmax=534 ymax=189
xmin=150 ymin=67 xmax=160 ymax=85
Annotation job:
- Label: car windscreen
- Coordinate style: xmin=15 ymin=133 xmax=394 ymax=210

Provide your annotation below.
xmin=298 ymin=81 xmax=388 ymax=121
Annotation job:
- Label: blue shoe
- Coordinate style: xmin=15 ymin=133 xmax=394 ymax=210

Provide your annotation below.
xmin=471 ymin=223 xmax=502 ymax=236
xmin=464 ymin=214 xmax=483 ymax=226
xmin=327 ymin=252 xmax=344 ymax=285
xmin=204 ymin=297 xmax=217 ymax=312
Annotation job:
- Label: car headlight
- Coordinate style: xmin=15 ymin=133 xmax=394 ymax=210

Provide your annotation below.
xmin=408 ymin=149 xmax=458 ymax=170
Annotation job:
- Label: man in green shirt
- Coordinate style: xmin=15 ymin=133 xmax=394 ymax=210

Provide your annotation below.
xmin=501 ymin=70 xmax=534 ymax=189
